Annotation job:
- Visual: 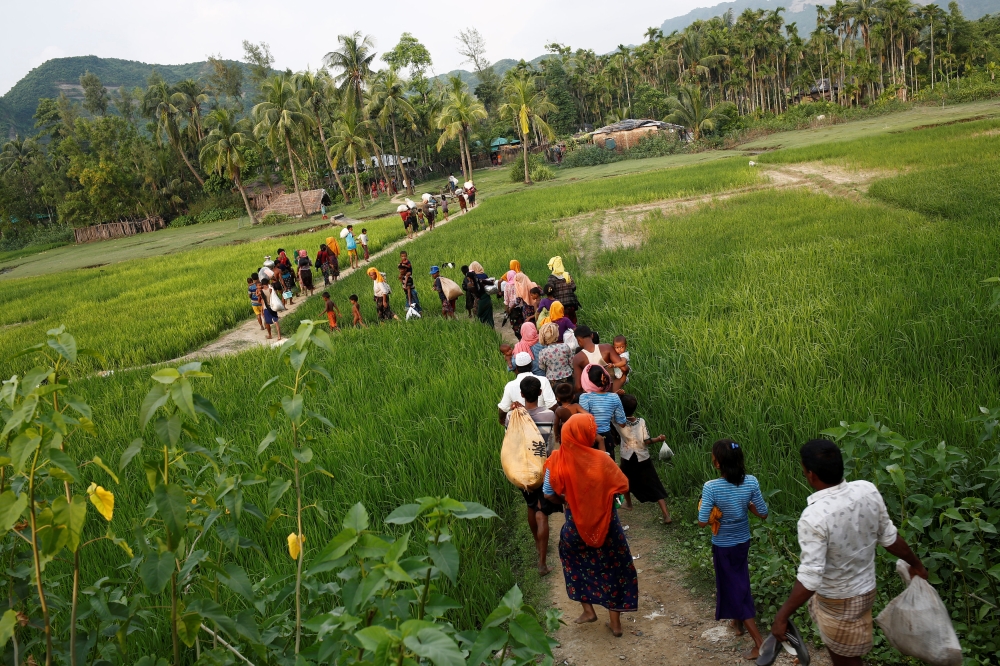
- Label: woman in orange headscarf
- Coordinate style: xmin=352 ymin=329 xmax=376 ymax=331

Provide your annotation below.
xmin=543 ymin=413 xmax=638 ymax=637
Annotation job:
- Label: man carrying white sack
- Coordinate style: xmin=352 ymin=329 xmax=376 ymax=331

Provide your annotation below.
xmin=769 ymin=438 xmax=928 ymax=666
xmin=498 ymin=352 xmax=557 ymax=424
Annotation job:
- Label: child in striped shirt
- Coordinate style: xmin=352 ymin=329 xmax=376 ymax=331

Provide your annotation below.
xmin=698 ymin=439 xmax=769 ymax=660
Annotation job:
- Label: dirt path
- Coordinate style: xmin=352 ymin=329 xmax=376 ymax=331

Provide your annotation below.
xmin=174 ymin=210 xmax=472 ymax=362
xmin=545 ymin=503 xmax=831 ymax=666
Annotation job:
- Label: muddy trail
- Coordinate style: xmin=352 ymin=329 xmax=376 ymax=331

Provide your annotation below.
xmin=544 ymin=503 xmax=831 ymax=666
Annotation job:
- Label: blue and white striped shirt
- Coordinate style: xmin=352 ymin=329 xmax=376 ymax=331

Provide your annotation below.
xmin=698 ymin=475 xmax=767 ymax=547
xmin=578 ymin=392 xmax=626 ymax=433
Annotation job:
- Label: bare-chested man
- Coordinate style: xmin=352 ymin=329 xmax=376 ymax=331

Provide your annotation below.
xmin=572 ymin=325 xmax=628 ymax=394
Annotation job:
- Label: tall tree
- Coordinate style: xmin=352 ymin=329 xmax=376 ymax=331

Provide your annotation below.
xmin=436 ymin=86 xmax=487 ymax=181
xmin=253 ymin=74 xmax=310 ymax=217
xmin=329 ymin=105 xmax=375 ymax=210
xmin=368 ymin=69 xmax=416 ymax=194
xmin=498 ymin=74 xmax=556 ymax=185
xmin=143 ymin=80 xmax=204 ymax=187
xmin=79 ymin=71 xmax=109 ymax=117
xmin=325 ymin=32 xmax=377 ymax=107
xmin=664 ymin=84 xmax=735 ymax=140
xmin=200 ymin=109 xmax=257 ymax=223
xmin=296 ymin=70 xmax=351 ymax=203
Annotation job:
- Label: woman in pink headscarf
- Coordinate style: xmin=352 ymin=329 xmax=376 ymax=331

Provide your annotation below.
xmin=510 ymin=322 xmax=543 ymax=375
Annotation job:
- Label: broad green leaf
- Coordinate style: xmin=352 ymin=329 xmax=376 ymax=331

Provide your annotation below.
xmin=192 ymin=395 xmax=220 ymax=424
xmin=343 ymin=503 xmax=369 ymax=532
xmin=150 ymin=368 xmax=181 ymax=385
xmin=187 ymin=598 xmax=239 ymax=637
xmin=46 ymin=448 xmax=81 ymax=483
xmin=500 ymin=585 xmax=524 ymax=614
xmin=0 ymin=491 xmax=27 ymax=533
xmin=176 ymin=611 xmax=202 ymax=647
xmin=65 ymin=399 xmax=92 ymax=420
xmin=139 ymin=551 xmax=175 ymax=594
xmin=139 ymin=385 xmax=169 ymax=430
xmin=281 ymin=394 xmax=304 ymax=422
xmin=428 ymin=541 xmax=459 ymax=584
xmin=154 ymin=484 xmax=187 ymax=550
xmin=403 ymin=627 xmax=465 ymax=666
xmin=307 ymin=528 xmax=359 ymax=576
xmin=355 ymin=625 xmax=395 ymax=652
xmin=257 ymin=430 xmax=278 ymax=455
xmin=10 ymin=434 xmax=40 ymax=474
xmin=218 ymin=564 xmax=256 ymax=602
xmin=52 ymin=495 xmax=86 ymax=552
xmin=153 ymin=414 xmax=182 ymax=447
xmin=291 ymin=447 xmax=313 ymax=464
xmin=257 ymin=375 xmax=280 ymax=395
xmin=455 ymin=501 xmax=498 ymax=520
xmin=266 ymin=478 xmax=291 ymax=513
xmin=308 ymin=363 xmax=333 ymax=386
xmin=107 ymin=529 xmax=133 ymax=558
xmin=90 ymin=455 xmax=119 ymax=483
xmin=385 ymin=503 xmax=422 ymax=525
xmin=47 ymin=332 xmax=77 ymax=363
xmin=119 ymin=438 xmax=143 ymax=471
xmin=465 ymin=627 xmax=507 ymax=666
xmin=289 ymin=348 xmax=308 ymax=372
xmin=885 ymin=464 xmax=906 ymax=494
xmin=509 ymin=612 xmax=551 ymax=655
xmin=35 ymin=507 xmax=69 ymax=563
xmin=310 ymin=329 xmax=335 ymax=354
xmin=0 ymin=610 xmax=17 ymax=648
xmin=170 ymin=379 xmax=196 ymax=419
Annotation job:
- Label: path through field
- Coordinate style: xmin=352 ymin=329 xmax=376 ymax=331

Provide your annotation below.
xmin=544 ymin=503 xmax=830 ymax=666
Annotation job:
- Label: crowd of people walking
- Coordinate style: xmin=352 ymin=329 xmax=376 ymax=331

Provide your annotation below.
xmin=241 ymin=184 xmax=935 ymax=665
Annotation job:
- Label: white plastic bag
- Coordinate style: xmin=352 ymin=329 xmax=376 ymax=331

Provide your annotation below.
xmin=563 ymin=328 xmax=578 ymax=351
xmin=268 ymin=289 xmax=285 ymax=312
xmin=659 ymin=442 xmax=674 ymax=461
xmin=405 ymin=305 xmax=421 ymax=320
xmin=874 ymin=559 xmax=962 ymax=666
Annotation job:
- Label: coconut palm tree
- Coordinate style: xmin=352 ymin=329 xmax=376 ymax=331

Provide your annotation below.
xmin=143 ymin=80 xmax=205 ymax=187
xmin=0 ymin=136 xmax=39 ymax=174
xmin=435 ymin=88 xmax=487 ymax=181
xmin=253 ymin=74 xmax=310 ymax=217
xmin=325 ymin=32 xmax=377 ymax=108
xmin=498 ymin=74 xmax=557 ymax=185
xmin=200 ymin=108 xmax=258 ymax=224
xmin=663 ymin=84 xmax=736 ymax=140
xmin=296 ymin=70 xmax=351 ymax=203
xmin=329 ymin=105 xmax=375 ymax=211
xmin=170 ymin=79 xmax=209 ymax=143
xmin=368 ymin=69 xmax=416 ymax=194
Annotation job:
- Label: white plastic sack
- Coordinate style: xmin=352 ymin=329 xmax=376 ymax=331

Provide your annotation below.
xmin=268 ymin=289 xmax=285 ymax=312
xmin=405 ymin=305 xmax=421 ymax=320
xmin=874 ymin=559 xmax=962 ymax=666
xmin=339 ymin=227 xmax=350 ymax=238
xmin=659 ymin=442 xmax=674 ymax=461
xmin=563 ymin=328 xmax=578 ymax=351
xmin=421 ymin=193 xmax=431 ymax=201
xmin=396 ymin=204 xmax=408 ymax=213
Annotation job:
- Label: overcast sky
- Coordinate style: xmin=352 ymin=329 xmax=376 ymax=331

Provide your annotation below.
xmin=2 ymin=0 xmax=708 ymax=96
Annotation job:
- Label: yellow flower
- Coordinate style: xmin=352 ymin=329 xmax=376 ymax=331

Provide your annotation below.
xmin=287 ymin=532 xmax=305 ymax=560
xmin=87 ymin=483 xmax=114 ymax=521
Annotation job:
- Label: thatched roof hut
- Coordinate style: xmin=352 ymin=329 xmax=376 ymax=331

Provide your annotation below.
xmin=258 ymin=189 xmax=331 ymax=217
xmin=591 ymin=119 xmax=690 ymax=150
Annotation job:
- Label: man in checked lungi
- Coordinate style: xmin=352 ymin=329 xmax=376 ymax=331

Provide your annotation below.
xmin=769 ymin=439 xmax=929 ymax=665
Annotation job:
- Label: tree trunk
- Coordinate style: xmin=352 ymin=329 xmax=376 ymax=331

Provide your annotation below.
xmin=464 ymin=128 xmax=475 ymax=181
xmin=458 ymin=133 xmax=468 ymax=181
xmin=522 ymin=139 xmax=532 ymax=185
xmin=175 ymin=139 xmax=205 ymax=187
xmin=352 ymin=161 xmax=366 ymax=210
xmin=286 ymin=137 xmax=308 ymax=217
xmin=367 ymin=132 xmax=392 ymax=187
xmin=316 ymin=121 xmax=350 ymax=204
xmin=390 ymin=117 xmax=410 ymax=196
xmin=235 ymin=174 xmax=257 ymax=224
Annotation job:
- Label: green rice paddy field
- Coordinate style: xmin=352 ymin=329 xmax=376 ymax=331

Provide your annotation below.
xmin=6 ymin=110 xmax=1000 ymax=660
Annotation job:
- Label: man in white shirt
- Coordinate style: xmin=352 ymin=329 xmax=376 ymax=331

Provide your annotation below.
xmin=770 ymin=439 xmax=927 ymax=666
xmin=497 ymin=352 xmax=556 ymax=424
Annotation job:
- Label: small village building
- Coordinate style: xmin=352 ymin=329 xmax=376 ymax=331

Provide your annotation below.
xmin=591 ymin=119 xmax=690 ymax=150
xmin=258 ymin=189 xmax=331 ymax=217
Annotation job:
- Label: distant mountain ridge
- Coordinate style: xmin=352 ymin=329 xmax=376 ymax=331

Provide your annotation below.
xmin=0 ymin=55 xmax=245 ymax=139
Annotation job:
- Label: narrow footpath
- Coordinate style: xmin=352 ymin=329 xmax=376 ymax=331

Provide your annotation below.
xmin=544 ymin=503 xmax=830 ymax=666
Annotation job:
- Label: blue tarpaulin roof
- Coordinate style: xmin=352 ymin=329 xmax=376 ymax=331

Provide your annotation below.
xmin=490 ymin=137 xmax=520 ymax=148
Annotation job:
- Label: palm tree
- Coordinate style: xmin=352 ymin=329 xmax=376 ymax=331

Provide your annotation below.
xmin=170 ymin=79 xmax=209 ymax=142
xmin=200 ymin=109 xmax=258 ymax=224
xmin=498 ymin=74 xmax=557 ymax=185
xmin=325 ymin=32 xmax=377 ymax=107
xmin=368 ymin=69 xmax=416 ymax=194
xmin=143 ymin=81 xmax=205 ymax=187
xmin=663 ymin=84 xmax=736 ymax=140
xmin=253 ymin=74 xmax=310 ymax=217
xmin=435 ymin=88 xmax=487 ymax=181
xmin=921 ymin=4 xmax=943 ymax=89
xmin=297 ymin=70 xmax=351 ymax=204
xmin=0 ymin=136 xmax=39 ymax=174
xmin=329 ymin=106 xmax=375 ymax=211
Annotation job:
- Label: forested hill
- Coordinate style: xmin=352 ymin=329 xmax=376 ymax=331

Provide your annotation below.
xmin=0 ymin=55 xmax=244 ymax=139
xmin=660 ymin=0 xmax=997 ymax=36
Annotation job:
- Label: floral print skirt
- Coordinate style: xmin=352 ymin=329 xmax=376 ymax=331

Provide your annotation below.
xmin=559 ymin=508 xmax=638 ymax=612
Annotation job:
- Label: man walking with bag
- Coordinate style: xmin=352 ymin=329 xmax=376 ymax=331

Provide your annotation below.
xmin=769 ymin=439 xmax=928 ymax=666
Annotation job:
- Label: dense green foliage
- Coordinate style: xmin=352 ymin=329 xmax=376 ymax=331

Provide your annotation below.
xmin=560 ymin=132 xmax=686 ymax=168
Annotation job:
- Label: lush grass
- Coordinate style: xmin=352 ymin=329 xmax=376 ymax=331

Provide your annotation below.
xmin=0 ymin=214 xmax=407 ymax=377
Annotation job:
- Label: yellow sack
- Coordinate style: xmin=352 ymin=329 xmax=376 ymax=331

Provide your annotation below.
xmin=438 ymin=276 xmax=462 ymax=301
xmin=501 ymin=407 xmax=547 ymax=490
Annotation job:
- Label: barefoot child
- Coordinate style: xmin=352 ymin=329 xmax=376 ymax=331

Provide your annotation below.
xmin=554 ymin=382 xmax=591 ymax=446
xmin=258 ymin=278 xmax=282 ymax=340
xmin=349 ymin=294 xmax=366 ymax=328
xmin=698 ymin=439 xmax=769 ymax=660
xmin=322 ymin=292 xmax=341 ymax=331
xmin=359 ymin=228 xmax=370 ymax=261
xmin=248 ymin=275 xmax=264 ymax=330
xmin=615 ymin=394 xmax=671 ymax=523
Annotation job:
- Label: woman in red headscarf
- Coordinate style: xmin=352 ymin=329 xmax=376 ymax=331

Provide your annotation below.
xmin=543 ymin=413 xmax=638 ymax=636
